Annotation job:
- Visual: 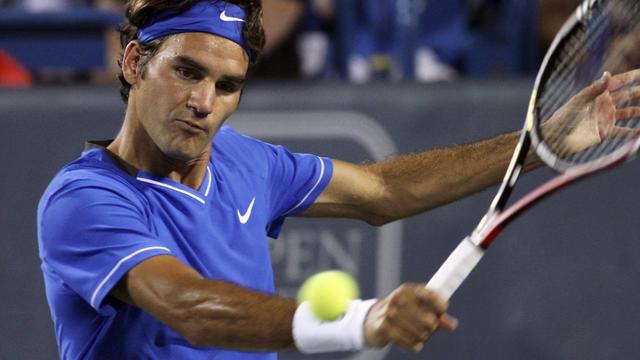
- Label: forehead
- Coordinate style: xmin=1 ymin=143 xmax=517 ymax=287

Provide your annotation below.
xmin=156 ymin=32 xmax=249 ymax=74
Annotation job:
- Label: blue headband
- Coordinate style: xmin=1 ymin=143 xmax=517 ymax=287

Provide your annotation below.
xmin=137 ymin=1 xmax=252 ymax=61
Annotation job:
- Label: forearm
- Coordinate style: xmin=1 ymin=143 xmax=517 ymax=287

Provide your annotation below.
xmin=305 ymin=129 xmax=543 ymax=224
xmin=113 ymin=257 xmax=297 ymax=352
xmin=367 ymin=130 xmax=542 ymax=221
xmin=261 ymin=0 xmax=303 ymax=54
xmin=161 ymin=279 xmax=297 ymax=351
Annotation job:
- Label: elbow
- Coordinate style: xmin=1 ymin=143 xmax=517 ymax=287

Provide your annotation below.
xmin=358 ymin=197 xmax=404 ymax=226
xmin=361 ymin=211 xmax=397 ymax=227
xmin=360 ymin=180 xmax=411 ymax=226
xmin=181 ymin=328 xmax=209 ymax=348
xmin=364 ymin=217 xmax=386 ymax=227
xmin=172 ymin=310 xmax=215 ymax=348
xmin=160 ymin=285 xmax=214 ymax=347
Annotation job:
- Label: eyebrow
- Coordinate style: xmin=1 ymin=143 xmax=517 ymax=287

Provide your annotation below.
xmin=175 ymin=55 xmax=208 ymax=74
xmin=174 ymin=55 xmax=246 ymax=84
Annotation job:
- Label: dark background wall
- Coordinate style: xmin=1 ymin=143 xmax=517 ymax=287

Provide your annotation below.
xmin=1 ymin=81 xmax=639 ymax=359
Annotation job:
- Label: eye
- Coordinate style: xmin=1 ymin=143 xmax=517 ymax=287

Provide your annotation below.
xmin=217 ymin=81 xmax=240 ymax=93
xmin=176 ymin=67 xmax=197 ymax=80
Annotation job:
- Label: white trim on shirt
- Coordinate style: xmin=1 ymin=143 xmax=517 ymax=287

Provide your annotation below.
xmin=135 ymin=166 xmax=212 ymax=204
xmin=135 ymin=177 xmax=206 ymax=204
xmin=90 ymin=246 xmax=171 ymax=308
xmin=204 ymin=166 xmax=212 ymax=197
xmin=283 ymin=156 xmax=326 ymax=216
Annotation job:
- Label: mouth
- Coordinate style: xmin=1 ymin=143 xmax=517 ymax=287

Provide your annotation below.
xmin=174 ymin=119 xmax=207 ymax=134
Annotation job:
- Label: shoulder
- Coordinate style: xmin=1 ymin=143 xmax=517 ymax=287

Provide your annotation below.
xmin=39 ymin=149 xmax=145 ymax=211
xmin=211 ymin=126 xmax=281 ymax=168
xmin=213 ymin=126 xmax=275 ymax=152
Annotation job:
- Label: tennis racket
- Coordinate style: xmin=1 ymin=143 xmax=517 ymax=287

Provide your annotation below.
xmin=426 ymin=0 xmax=640 ymax=300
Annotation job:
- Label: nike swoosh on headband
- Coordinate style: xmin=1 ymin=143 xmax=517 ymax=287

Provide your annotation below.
xmin=137 ymin=1 xmax=253 ymax=61
xmin=220 ymin=10 xmax=245 ymax=22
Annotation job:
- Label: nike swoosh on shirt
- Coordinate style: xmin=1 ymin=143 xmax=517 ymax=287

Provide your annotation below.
xmin=237 ymin=197 xmax=255 ymax=224
xmin=220 ymin=10 xmax=245 ymax=22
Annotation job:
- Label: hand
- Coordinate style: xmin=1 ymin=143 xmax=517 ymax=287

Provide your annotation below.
xmin=363 ymin=283 xmax=458 ymax=352
xmin=542 ymin=69 xmax=640 ymax=155
xmin=603 ymin=24 xmax=640 ymax=75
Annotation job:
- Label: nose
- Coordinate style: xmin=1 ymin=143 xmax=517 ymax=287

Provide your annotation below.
xmin=186 ymin=82 xmax=215 ymax=119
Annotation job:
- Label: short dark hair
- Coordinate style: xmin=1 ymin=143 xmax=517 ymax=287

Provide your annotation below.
xmin=117 ymin=0 xmax=265 ymax=103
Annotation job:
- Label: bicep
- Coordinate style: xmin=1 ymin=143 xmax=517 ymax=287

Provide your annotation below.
xmin=110 ymin=255 xmax=298 ymax=350
xmin=111 ymin=255 xmax=203 ymax=317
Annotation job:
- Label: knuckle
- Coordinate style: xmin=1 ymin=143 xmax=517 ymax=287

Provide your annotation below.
xmin=386 ymin=306 xmax=399 ymax=320
xmin=395 ymin=283 xmax=410 ymax=295
xmin=423 ymin=287 xmax=440 ymax=300
xmin=422 ymin=312 xmax=437 ymax=327
xmin=388 ymin=293 xmax=406 ymax=308
xmin=416 ymin=315 xmax=437 ymax=334
xmin=378 ymin=320 xmax=392 ymax=337
xmin=423 ymin=292 xmax=447 ymax=312
xmin=398 ymin=282 xmax=419 ymax=294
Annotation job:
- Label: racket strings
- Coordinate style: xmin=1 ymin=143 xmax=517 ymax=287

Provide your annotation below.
xmin=541 ymin=19 xmax=602 ymax=119
xmin=541 ymin=0 xmax=620 ymax=118
xmin=563 ymin=0 xmax=640 ymax=157
xmin=539 ymin=4 xmax=612 ymax=139
xmin=540 ymin=4 xmax=609 ymax=155
xmin=537 ymin=0 xmax=640 ymax=166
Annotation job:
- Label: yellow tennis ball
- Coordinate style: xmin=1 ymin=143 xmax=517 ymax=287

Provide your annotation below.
xmin=297 ymin=270 xmax=360 ymax=321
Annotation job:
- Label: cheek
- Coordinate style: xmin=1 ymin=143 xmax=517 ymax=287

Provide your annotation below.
xmin=220 ymin=94 xmax=241 ymax=115
xmin=144 ymin=80 xmax=188 ymax=116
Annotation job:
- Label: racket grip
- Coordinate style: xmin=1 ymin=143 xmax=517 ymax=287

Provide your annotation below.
xmin=426 ymin=236 xmax=485 ymax=301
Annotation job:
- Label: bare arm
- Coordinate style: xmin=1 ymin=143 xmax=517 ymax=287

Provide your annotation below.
xmin=111 ymin=255 xmax=458 ymax=353
xmin=261 ymin=0 xmax=304 ymax=54
xmin=111 ymin=255 xmax=297 ymax=351
xmin=303 ymin=71 xmax=635 ymax=225
xmin=303 ymin=130 xmax=542 ymax=225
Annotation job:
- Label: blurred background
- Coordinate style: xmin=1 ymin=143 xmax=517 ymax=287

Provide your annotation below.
xmin=0 ymin=0 xmax=581 ymax=85
xmin=4 ymin=1 xmax=640 ymax=360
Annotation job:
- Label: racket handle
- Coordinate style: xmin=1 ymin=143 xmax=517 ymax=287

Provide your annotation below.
xmin=426 ymin=236 xmax=485 ymax=301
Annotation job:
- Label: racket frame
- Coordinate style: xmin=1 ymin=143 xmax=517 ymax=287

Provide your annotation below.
xmin=427 ymin=0 xmax=640 ymax=300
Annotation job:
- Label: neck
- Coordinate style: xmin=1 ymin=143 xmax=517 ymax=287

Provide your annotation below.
xmin=107 ymin=114 xmax=210 ymax=190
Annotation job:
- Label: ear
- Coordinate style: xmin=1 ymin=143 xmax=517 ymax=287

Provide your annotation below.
xmin=121 ymin=41 xmax=143 ymax=86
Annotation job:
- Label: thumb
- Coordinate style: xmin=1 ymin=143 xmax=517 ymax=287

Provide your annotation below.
xmin=579 ymin=72 xmax=611 ymax=101
xmin=438 ymin=313 xmax=459 ymax=332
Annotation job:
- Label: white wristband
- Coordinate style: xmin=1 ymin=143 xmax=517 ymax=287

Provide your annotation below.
xmin=292 ymin=298 xmax=377 ymax=354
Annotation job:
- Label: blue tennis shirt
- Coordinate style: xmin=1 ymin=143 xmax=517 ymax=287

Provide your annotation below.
xmin=37 ymin=126 xmax=333 ymax=359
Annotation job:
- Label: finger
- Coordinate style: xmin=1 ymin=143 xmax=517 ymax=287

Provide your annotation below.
xmin=385 ymin=320 xmax=431 ymax=353
xmin=387 ymin=303 xmax=439 ymax=343
xmin=579 ymin=72 xmax=612 ymax=100
xmin=615 ymin=106 xmax=640 ymax=121
xmin=387 ymin=308 xmax=458 ymax=352
xmin=611 ymin=86 xmax=640 ymax=104
xmin=609 ymin=126 xmax=640 ymax=138
xmin=416 ymin=287 xmax=448 ymax=314
xmin=576 ymin=72 xmax=611 ymax=102
xmin=400 ymin=313 xmax=457 ymax=352
xmin=438 ymin=313 xmax=459 ymax=332
xmin=609 ymin=68 xmax=640 ymax=91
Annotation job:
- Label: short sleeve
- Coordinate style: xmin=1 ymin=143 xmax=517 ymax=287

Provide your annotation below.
xmin=37 ymin=175 xmax=172 ymax=314
xmin=265 ymin=145 xmax=334 ymax=238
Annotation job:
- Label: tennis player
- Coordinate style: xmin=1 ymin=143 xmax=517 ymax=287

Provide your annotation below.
xmin=37 ymin=0 xmax=622 ymax=359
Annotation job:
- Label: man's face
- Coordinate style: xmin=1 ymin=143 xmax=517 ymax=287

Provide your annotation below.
xmin=129 ymin=32 xmax=249 ymax=161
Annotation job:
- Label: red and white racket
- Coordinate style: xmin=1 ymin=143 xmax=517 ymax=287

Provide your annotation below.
xmin=427 ymin=0 xmax=640 ymax=300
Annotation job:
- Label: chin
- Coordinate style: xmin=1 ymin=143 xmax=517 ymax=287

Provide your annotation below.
xmin=164 ymin=150 xmax=199 ymax=162
xmin=161 ymin=144 xmax=208 ymax=163
xmin=167 ymin=152 xmax=195 ymax=162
